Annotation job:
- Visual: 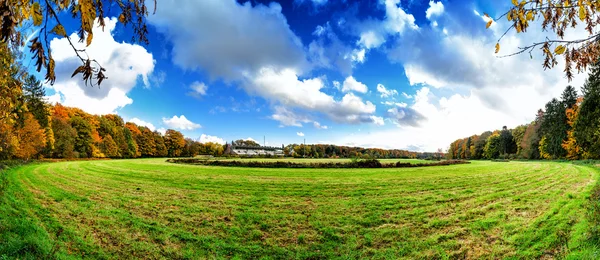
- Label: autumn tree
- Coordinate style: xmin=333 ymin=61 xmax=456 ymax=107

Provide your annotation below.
xmin=563 ymin=97 xmax=583 ymax=159
xmin=0 ymin=43 xmax=22 ymax=125
xmin=51 ymin=117 xmax=76 ymax=158
xmin=15 ymin=113 xmax=46 ymax=160
xmin=153 ymin=131 xmax=168 ymax=157
xmin=164 ymin=129 xmax=185 ymax=157
xmin=472 ymin=131 xmax=492 ymax=159
xmin=484 ymin=132 xmax=502 ymax=159
xmin=512 ymin=124 xmax=528 ymax=156
xmin=122 ymin=127 xmax=138 ymax=158
xmin=491 ymin=1 xmax=600 ymax=80
xmin=70 ymin=116 xmax=93 ymax=158
xmin=138 ymin=126 xmax=156 ymax=157
xmin=99 ymin=134 xmax=118 ymax=158
xmin=0 ymin=0 xmax=156 ymax=87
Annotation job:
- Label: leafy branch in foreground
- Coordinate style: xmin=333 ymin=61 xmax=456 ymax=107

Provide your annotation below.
xmin=489 ymin=0 xmax=600 ymax=81
xmin=0 ymin=0 xmax=155 ymax=87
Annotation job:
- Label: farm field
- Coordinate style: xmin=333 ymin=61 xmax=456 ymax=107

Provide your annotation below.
xmin=1 ymin=159 xmax=599 ymax=259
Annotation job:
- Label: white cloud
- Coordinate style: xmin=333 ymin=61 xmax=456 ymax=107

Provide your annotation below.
xmin=157 ymin=128 xmax=167 ymax=135
xmin=355 ymin=0 xmax=418 ymax=50
xmin=189 ymin=81 xmax=208 ymax=97
xmin=270 ymin=106 xmax=311 ymax=127
xmin=249 ymin=68 xmax=379 ymax=125
xmin=376 ymin=83 xmax=398 ymax=98
xmin=425 ymin=1 xmax=444 ymax=20
xmin=199 ymin=134 xmax=225 ymax=144
xmin=313 ymin=121 xmax=328 ymax=129
xmin=150 ymin=0 xmax=308 ymax=81
xmin=402 ymin=92 xmax=413 ymax=99
xmin=297 ymin=132 xmax=305 ymax=137
xmin=382 ymin=101 xmax=407 ymax=107
xmin=162 ymin=115 xmax=202 ymax=130
xmin=370 ymin=116 xmax=385 ymax=126
xmin=129 ymin=118 xmax=156 ymax=131
xmin=46 ymin=17 xmax=154 ymax=115
xmin=341 ymin=76 xmax=368 ymax=93
xmin=358 ymin=30 xmax=386 ymax=49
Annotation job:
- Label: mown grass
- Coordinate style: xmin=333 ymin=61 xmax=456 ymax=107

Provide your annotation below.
xmin=0 ymin=159 xmax=598 ymax=259
xmin=212 ymin=158 xmax=434 ymax=164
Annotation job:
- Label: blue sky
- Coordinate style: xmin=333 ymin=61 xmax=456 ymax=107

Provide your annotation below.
xmin=42 ymin=0 xmax=588 ymax=151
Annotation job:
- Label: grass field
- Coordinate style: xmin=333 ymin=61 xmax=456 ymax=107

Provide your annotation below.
xmin=1 ymin=159 xmax=599 ymax=259
xmin=205 ymin=158 xmax=433 ymax=164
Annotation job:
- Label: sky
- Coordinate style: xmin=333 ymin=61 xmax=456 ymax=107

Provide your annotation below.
xmin=41 ymin=0 xmax=589 ymax=152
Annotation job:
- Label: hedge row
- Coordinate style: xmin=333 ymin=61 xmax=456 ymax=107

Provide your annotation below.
xmin=166 ymin=158 xmax=470 ymax=168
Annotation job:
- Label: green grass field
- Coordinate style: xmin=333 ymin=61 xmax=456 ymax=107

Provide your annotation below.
xmin=204 ymin=157 xmax=433 ymax=164
xmin=1 ymin=159 xmax=599 ymax=259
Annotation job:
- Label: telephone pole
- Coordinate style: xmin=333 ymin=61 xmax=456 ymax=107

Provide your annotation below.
xmin=303 ymin=138 xmax=306 ymax=158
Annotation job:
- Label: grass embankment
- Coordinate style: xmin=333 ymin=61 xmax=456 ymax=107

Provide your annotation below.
xmin=0 ymin=159 xmax=599 ymax=259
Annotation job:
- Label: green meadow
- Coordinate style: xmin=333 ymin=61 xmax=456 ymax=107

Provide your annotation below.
xmin=1 ymin=159 xmax=599 ymax=259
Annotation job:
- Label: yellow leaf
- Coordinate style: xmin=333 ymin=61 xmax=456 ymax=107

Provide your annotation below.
xmin=118 ymin=13 xmax=126 ymax=24
xmin=507 ymin=12 xmax=512 ymax=21
xmin=486 ymin=20 xmax=493 ymax=29
xmin=86 ymin=32 xmax=93 ymax=47
xmin=579 ymin=6 xmax=587 ymax=21
xmin=526 ymin=11 xmax=533 ymax=21
xmin=32 ymin=2 xmax=43 ymax=26
xmin=50 ymin=25 xmax=67 ymax=37
xmin=555 ymin=45 xmax=566 ymax=55
xmin=512 ymin=0 xmax=518 ymax=6
xmin=495 ymin=43 xmax=500 ymax=54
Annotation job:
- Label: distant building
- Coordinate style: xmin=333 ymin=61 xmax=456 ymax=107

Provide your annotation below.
xmin=224 ymin=142 xmax=284 ymax=156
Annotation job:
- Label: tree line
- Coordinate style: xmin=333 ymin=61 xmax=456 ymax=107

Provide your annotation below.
xmin=448 ymin=64 xmax=600 ymax=160
xmin=282 ymin=144 xmax=438 ymax=159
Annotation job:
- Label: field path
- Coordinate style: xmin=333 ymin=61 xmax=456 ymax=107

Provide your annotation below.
xmin=1 ymin=159 xmax=597 ymax=259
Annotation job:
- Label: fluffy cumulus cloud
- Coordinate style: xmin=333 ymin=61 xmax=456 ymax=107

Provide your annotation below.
xmin=425 ymin=1 xmax=444 ymax=20
xmin=162 ymin=115 xmax=202 ymax=130
xmin=129 ymin=118 xmax=156 ymax=131
xmin=341 ymin=76 xmax=368 ymax=93
xmin=150 ymin=0 xmax=308 ymax=81
xmin=355 ymin=0 xmax=418 ymax=50
xmin=189 ymin=81 xmax=208 ymax=97
xmin=199 ymin=134 xmax=225 ymax=144
xmin=297 ymin=132 xmax=305 ymax=137
xmin=270 ymin=106 xmax=311 ymax=127
xmin=377 ymin=84 xmax=398 ymax=98
xmin=250 ymin=68 xmax=379 ymax=125
xmin=47 ymin=17 xmax=154 ymax=114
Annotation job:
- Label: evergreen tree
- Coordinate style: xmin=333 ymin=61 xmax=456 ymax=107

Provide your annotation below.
xmin=22 ymin=75 xmax=49 ymax=128
xmin=540 ymin=98 xmax=567 ymax=159
xmin=574 ymin=64 xmax=600 ymax=159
